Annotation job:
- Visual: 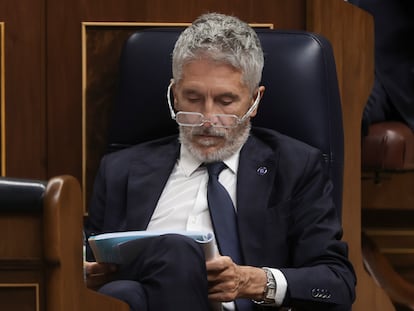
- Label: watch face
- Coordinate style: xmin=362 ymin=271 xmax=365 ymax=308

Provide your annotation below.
xmin=263 ymin=268 xmax=276 ymax=302
xmin=265 ymin=286 xmax=276 ymax=300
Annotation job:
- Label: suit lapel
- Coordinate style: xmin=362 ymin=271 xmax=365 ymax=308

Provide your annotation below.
xmin=121 ymin=132 xmax=281 ymax=265
xmin=125 ymin=140 xmax=180 ymax=230
xmin=237 ymin=135 xmax=279 ymax=265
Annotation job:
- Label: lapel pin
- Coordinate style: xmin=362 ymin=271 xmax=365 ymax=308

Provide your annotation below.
xmin=256 ymin=166 xmax=268 ymax=176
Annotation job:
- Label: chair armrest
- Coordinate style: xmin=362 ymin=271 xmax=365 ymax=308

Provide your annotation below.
xmin=362 ymin=232 xmax=414 ymax=309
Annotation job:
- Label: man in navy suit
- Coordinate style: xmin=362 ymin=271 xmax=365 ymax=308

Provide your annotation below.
xmin=348 ymin=0 xmax=414 ymax=135
xmin=84 ymin=13 xmax=356 ymax=311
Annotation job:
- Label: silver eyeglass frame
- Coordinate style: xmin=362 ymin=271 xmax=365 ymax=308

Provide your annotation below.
xmin=166 ymin=81 xmax=261 ymax=128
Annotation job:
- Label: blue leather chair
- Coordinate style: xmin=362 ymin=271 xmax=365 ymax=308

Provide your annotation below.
xmin=107 ymin=28 xmax=345 ymax=217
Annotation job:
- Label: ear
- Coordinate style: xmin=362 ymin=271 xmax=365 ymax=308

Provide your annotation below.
xmin=258 ymin=85 xmax=265 ymax=99
xmin=170 ymin=79 xmax=179 ymax=110
xmin=249 ymin=85 xmax=265 ymax=118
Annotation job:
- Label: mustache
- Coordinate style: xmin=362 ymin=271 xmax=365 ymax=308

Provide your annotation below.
xmin=188 ymin=127 xmax=227 ymax=137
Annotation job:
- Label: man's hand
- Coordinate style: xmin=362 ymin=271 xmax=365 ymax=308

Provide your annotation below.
xmin=84 ymin=261 xmax=118 ymax=289
xmin=206 ymin=256 xmax=267 ymax=302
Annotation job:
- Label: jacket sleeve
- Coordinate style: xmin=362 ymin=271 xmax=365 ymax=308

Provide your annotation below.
xmin=279 ymin=149 xmax=356 ymax=311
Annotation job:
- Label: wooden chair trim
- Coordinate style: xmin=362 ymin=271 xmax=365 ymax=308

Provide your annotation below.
xmin=362 ymin=232 xmax=414 ymax=310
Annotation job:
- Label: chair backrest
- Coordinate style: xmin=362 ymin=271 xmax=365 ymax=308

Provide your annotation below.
xmin=108 ymin=28 xmax=344 ymax=216
xmin=0 ymin=177 xmax=46 ymax=210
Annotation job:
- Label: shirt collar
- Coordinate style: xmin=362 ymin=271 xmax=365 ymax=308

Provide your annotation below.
xmin=178 ymin=144 xmax=240 ymax=177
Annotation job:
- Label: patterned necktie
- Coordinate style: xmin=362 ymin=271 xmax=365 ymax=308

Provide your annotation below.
xmin=206 ymin=162 xmax=242 ymax=264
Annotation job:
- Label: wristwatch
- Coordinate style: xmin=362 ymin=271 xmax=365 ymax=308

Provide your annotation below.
xmin=254 ymin=267 xmax=277 ymax=304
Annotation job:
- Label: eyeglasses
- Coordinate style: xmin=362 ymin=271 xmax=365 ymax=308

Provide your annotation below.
xmin=166 ymin=82 xmax=261 ymax=128
xmin=175 ymin=111 xmax=242 ymax=128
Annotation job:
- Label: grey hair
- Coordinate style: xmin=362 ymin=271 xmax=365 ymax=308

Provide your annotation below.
xmin=172 ymin=13 xmax=264 ymax=93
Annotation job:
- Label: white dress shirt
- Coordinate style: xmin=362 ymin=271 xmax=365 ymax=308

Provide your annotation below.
xmin=147 ymin=144 xmax=287 ymax=308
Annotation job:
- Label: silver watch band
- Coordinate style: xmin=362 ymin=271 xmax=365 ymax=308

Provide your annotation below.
xmin=253 ymin=267 xmax=277 ymax=305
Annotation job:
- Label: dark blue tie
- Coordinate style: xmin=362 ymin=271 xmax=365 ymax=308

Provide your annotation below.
xmin=206 ymin=162 xmax=253 ymax=311
xmin=206 ymin=162 xmax=242 ymax=264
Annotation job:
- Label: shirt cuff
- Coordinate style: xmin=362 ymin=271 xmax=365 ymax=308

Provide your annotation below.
xmin=269 ymin=268 xmax=288 ymax=306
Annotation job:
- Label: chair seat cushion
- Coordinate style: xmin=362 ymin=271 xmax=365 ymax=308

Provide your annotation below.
xmin=362 ymin=121 xmax=414 ymax=171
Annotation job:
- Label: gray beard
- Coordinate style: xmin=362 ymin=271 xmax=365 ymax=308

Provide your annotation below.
xmin=179 ymin=121 xmax=251 ymax=163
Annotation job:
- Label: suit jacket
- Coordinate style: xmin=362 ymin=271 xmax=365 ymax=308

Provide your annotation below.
xmin=85 ymin=127 xmax=356 ymax=310
xmin=349 ymin=0 xmax=414 ymax=129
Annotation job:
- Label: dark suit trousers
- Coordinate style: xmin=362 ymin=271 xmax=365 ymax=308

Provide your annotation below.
xmin=98 ymin=234 xmax=211 ymax=311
